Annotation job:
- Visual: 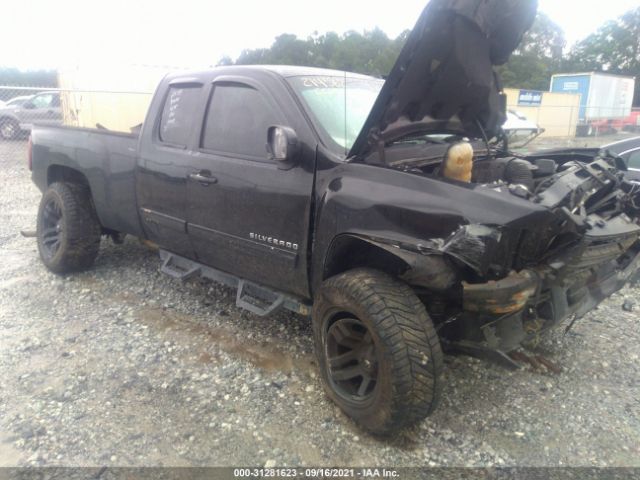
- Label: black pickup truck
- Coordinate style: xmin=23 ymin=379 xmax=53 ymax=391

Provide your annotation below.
xmin=29 ymin=0 xmax=640 ymax=434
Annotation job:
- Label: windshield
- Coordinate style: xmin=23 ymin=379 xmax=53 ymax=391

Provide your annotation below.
xmin=287 ymin=75 xmax=384 ymax=154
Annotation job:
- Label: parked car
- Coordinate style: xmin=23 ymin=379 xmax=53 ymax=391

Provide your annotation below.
xmin=604 ymin=136 xmax=640 ymax=182
xmin=0 ymin=91 xmax=62 ymax=140
xmin=502 ymin=110 xmax=544 ymax=145
xmin=27 ymin=0 xmax=640 ymax=434
xmin=5 ymin=95 xmax=33 ymax=107
xmin=622 ymin=109 xmax=640 ymax=133
xmin=588 ymin=109 xmax=640 ymax=136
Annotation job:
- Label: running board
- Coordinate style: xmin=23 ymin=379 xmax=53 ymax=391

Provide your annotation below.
xmin=236 ymin=280 xmax=285 ymax=317
xmin=158 ymin=250 xmax=311 ymax=317
xmin=160 ymin=253 xmax=201 ymax=281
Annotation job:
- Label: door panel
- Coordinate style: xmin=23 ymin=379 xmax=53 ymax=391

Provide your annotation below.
xmin=137 ymin=148 xmax=196 ymax=258
xmin=136 ymin=84 xmax=205 ymax=258
xmin=187 ymin=154 xmax=312 ymax=296
xmin=186 ymin=80 xmax=314 ymax=297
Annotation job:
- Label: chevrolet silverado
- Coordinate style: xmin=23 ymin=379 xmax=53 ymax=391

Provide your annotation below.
xmin=28 ymin=0 xmax=640 ymax=434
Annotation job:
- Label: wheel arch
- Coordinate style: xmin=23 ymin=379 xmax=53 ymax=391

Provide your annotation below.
xmin=47 ymin=164 xmax=91 ymax=188
xmin=322 ymin=234 xmax=408 ymax=282
xmin=320 ymin=233 xmax=459 ymax=295
xmin=45 ymin=164 xmax=108 ymax=230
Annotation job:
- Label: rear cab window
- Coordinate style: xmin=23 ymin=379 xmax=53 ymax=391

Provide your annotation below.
xmin=159 ymin=86 xmax=202 ymax=147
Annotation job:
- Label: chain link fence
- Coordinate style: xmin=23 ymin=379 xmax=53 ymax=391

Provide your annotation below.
xmin=2 ymin=84 xmax=639 ymax=164
xmin=0 ymin=85 xmax=153 ymax=162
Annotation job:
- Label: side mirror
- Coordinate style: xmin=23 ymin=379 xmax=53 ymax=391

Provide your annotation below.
xmin=267 ymin=126 xmax=299 ymax=169
xmin=23 ymin=102 xmax=36 ymax=110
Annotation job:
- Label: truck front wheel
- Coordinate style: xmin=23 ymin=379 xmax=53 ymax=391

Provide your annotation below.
xmin=313 ymin=268 xmax=443 ymax=435
xmin=36 ymin=182 xmax=102 ymax=274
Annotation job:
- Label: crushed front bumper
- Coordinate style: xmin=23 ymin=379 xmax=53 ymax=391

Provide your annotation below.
xmin=452 ymin=240 xmax=640 ymax=357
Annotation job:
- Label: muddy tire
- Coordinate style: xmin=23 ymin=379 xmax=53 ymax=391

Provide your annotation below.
xmin=36 ymin=182 xmax=102 ymax=274
xmin=313 ymin=268 xmax=443 ymax=435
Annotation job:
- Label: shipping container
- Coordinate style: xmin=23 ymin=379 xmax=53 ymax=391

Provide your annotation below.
xmin=550 ymin=72 xmax=636 ymax=136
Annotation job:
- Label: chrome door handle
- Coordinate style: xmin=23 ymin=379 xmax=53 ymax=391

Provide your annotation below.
xmin=188 ymin=172 xmax=217 ymax=185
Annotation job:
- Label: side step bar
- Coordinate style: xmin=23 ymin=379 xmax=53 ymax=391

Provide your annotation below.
xmin=158 ymin=250 xmax=311 ymax=317
xmin=160 ymin=253 xmax=201 ymax=281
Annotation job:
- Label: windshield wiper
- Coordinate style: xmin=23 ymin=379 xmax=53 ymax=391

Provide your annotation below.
xmin=389 ymin=135 xmax=450 ymax=146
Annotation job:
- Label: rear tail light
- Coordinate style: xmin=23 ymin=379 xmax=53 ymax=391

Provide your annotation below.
xmin=27 ymin=135 xmax=33 ymax=171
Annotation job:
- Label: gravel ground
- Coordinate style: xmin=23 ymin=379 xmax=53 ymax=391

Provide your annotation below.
xmin=0 ymin=139 xmax=639 ymax=468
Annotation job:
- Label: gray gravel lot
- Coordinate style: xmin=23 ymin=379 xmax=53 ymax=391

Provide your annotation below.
xmin=0 ymin=138 xmax=639 ymax=468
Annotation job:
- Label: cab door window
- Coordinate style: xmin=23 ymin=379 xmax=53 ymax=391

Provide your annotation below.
xmin=201 ymin=83 xmax=279 ymax=159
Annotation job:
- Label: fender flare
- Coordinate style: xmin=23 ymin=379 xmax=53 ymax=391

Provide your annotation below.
xmin=321 ymin=233 xmax=458 ymax=292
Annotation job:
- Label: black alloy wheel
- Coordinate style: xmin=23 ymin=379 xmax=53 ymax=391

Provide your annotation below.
xmin=36 ymin=182 xmax=102 ymax=273
xmin=39 ymin=196 xmax=64 ymax=261
xmin=313 ymin=268 xmax=443 ymax=434
xmin=325 ymin=316 xmax=379 ymax=401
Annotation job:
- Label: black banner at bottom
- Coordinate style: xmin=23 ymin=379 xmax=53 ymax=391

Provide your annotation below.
xmin=0 ymin=467 xmax=639 ymax=480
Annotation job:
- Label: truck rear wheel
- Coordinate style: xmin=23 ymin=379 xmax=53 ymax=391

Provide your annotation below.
xmin=313 ymin=268 xmax=443 ymax=435
xmin=36 ymin=182 xmax=102 ymax=274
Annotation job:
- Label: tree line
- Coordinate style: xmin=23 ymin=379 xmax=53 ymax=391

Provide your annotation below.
xmin=0 ymin=68 xmax=58 ymax=102
xmin=1 ymin=6 xmax=638 ymax=106
xmin=0 ymin=68 xmax=57 ymax=87
xmin=223 ymin=6 xmax=640 ymax=106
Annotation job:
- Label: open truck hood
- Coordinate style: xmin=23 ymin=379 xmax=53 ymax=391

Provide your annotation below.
xmin=348 ymin=0 xmax=538 ymax=160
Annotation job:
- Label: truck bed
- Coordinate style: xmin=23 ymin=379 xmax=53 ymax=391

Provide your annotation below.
xmin=30 ymin=125 xmax=145 ymax=237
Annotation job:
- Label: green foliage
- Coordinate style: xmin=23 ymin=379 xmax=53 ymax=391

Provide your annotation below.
xmin=496 ymin=12 xmax=565 ymax=91
xmin=225 ymin=14 xmax=566 ymax=91
xmin=564 ymin=6 xmax=640 ymax=104
xmin=0 ymin=68 xmax=58 ymax=102
xmin=228 ymin=28 xmax=410 ymax=77
xmin=222 ymin=6 xmax=640 ymax=106
xmin=0 ymin=68 xmax=57 ymax=87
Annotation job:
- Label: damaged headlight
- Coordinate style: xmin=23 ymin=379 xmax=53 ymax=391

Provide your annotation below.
xmin=439 ymin=224 xmax=517 ymax=278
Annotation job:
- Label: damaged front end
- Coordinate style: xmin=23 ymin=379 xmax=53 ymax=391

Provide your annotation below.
xmin=326 ymin=0 xmax=640 ymax=365
xmin=410 ymin=152 xmax=640 ymax=366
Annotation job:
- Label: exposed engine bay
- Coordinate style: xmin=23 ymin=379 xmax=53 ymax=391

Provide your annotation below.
xmin=473 ymin=150 xmax=640 ymax=220
xmin=388 ymin=140 xmax=640 ymax=223
xmin=382 ymin=142 xmax=640 ymax=366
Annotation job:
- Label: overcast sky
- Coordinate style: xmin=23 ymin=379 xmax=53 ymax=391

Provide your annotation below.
xmin=2 ymin=0 xmax=639 ymax=70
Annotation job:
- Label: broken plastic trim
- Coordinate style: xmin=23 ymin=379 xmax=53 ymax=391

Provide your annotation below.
xmin=349 ymin=224 xmax=507 ymax=289
xmin=463 ymin=269 xmax=538 ymax=315
xmin=437 ymin=224 xmax=503 ymax=275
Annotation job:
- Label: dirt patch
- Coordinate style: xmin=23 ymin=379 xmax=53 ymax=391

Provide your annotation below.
xmin=135 ymin=306 xmax=314 ymax=374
